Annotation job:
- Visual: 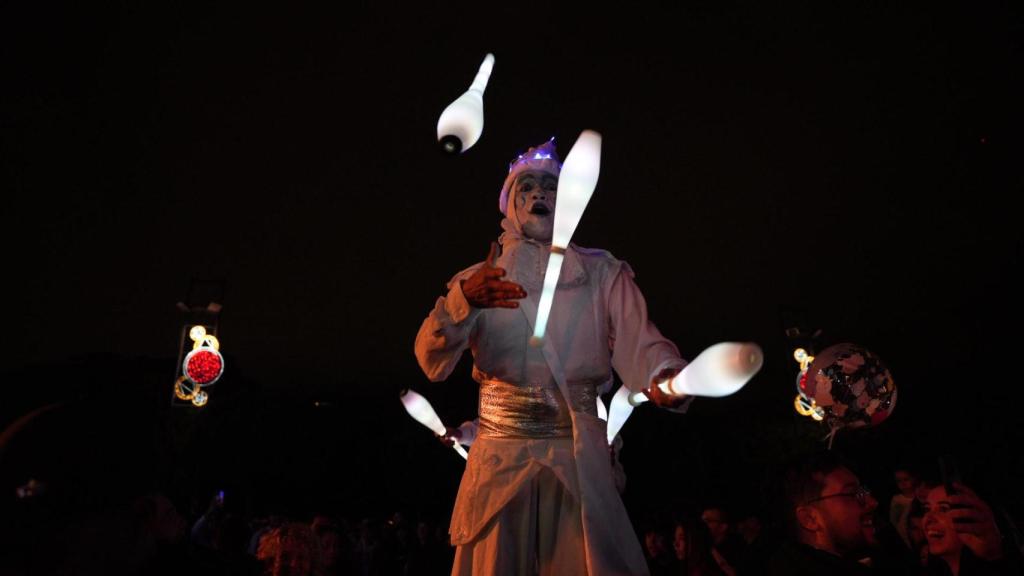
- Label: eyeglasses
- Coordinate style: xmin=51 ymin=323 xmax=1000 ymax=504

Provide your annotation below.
xmin=802 ymin=485 xmax=873 ymax=507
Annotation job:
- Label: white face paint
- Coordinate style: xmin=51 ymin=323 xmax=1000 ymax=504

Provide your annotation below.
xmin=512 ymin=170 xmax=558 ymax=242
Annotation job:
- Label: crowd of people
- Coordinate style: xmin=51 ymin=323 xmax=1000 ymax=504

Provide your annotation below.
xmin=634 ymin=453 xmax=1023 ymax=576
xmin=190 ymin=505 xmax=456 ymax=576
xmin=7 ymin=454 xmax=1022 ymax=576
xmin=1 ymin=399 xmax=1022 ymax=575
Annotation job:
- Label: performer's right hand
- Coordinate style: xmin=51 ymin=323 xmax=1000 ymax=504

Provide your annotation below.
xmin=461 ymin=242 xmax=527 ymax=309
xmin=646 ymin=367 xmax=691 ymax=409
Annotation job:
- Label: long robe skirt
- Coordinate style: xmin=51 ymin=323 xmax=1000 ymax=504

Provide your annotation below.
xmin=451 ymin=466 xmax=586 ymax=576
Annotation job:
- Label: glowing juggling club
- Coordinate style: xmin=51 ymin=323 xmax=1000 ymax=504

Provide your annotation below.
xmin=529 ymin=130 xmax=602 ymax=346
xmin=437 ymin=53 xmax=495 ymax=154
xmin=605 ymin=385 xmax=634 ymax=445
xmin=629 ymin=342 xmax=764 ymax=405
xmin=400 ymin=389 xmax=468 ymax=460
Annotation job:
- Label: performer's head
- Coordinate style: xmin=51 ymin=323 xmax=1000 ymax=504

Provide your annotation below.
xmin=499 ymin=138 xmax=561 ymax=242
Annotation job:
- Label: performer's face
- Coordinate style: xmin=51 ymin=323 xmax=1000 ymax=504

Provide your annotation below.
xmin=513 ymin=170 xmax=558 ymax=241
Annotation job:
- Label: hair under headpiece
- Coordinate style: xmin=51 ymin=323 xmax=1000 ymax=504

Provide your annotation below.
xmin=498 ymin=138 xmax=561 ymax=215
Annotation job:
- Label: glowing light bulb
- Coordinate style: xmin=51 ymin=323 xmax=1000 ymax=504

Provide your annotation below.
xmin=793 ymin=348 xmax=813 ymax=372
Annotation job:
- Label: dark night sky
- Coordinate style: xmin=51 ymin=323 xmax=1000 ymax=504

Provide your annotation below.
xmin=3 ymin=4 xmax=1023 ymax=520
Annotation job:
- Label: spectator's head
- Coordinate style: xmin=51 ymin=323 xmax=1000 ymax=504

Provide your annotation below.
xmin=736 ymin=512 xmax=763 ymax=545
xmin=435 ymin=520 xmax=451 ymax=547
xmin=311 ymin=514 xmax=335 ymax=533
xmin=672 ymin=523 xmax=689 ymax=562
xmin=416 ymin=520 xmax=432 ymax=545
xmin=214 ymin=512 xmax=251 ymax=554
xmin=673 ymin=519 xmax=713 ymax=568
xmin=700 ymin=506 xmax=731 ymax=545
xmin=258 ymin=522 xmax=318 ymax=576
xmin=782 ymin=451 xmax=879 ymax=559
xmin=922 ymin=486 xmax=965 ymax=563
xmin=643 ymin=524 xmax=670 ymax=559
xmin=357 ymin=517 xmax=382 ymax=546
xmin=137 ymin=492 xmax=188 ymax=547
xmin=894 ymin=467 xmax=920 ymax=498
xmin=312 ymin=515 xmax=345 ymax=573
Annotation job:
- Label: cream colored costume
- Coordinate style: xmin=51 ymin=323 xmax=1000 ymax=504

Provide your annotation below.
xmin=415 ymin=140 xmax=688 ymax=575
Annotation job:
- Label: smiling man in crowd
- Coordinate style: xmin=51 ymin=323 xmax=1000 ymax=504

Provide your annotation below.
xmin=769 ymin=451 xmax=912 ymax=576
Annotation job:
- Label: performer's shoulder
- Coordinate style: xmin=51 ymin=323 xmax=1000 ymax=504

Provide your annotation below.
xmin=572 ymin=244 xmax=617 ymax=262
xmin=571 ymin=245 xmax=635 ymax=278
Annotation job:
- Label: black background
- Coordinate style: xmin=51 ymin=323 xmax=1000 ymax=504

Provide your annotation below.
xmin=3 ymin=4 xmax=1022 ymax=524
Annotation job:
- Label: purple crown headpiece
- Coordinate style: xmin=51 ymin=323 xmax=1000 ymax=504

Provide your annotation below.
xmin=499 ymin=137 xmax=561 ymax=214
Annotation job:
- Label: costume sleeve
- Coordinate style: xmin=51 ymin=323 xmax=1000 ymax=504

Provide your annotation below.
xmin=414 ymin=270 xmax=482 ymax=382
xmin=608 ymin=263 xmax=694 ymax=413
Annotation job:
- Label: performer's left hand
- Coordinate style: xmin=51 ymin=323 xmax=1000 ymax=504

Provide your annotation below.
xmin=646 ymin=367 xmax=690 ymax=409
xmin=438 ymin=427 xmax=463 ymax=448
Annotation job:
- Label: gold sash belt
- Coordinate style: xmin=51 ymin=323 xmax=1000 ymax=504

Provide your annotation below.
xmin=477 ymin=378 xmax=600 ymax=439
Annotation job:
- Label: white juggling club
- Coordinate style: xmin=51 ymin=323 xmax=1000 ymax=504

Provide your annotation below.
xmin=400 ymin=389 xmax=468 ymax=459
xmin=629 ymin=342 xmax=764 ymax=405
xmin=605 ymin=385 xmax=634 ymax=445
xmin=437 ymin=53 xmax=495 ymax=154
xmin=529 ymin=130 xmax=602 ymax=346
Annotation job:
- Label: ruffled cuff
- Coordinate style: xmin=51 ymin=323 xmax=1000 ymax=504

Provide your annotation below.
xmin=444 ymin=280 xmax=478 ymax=325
